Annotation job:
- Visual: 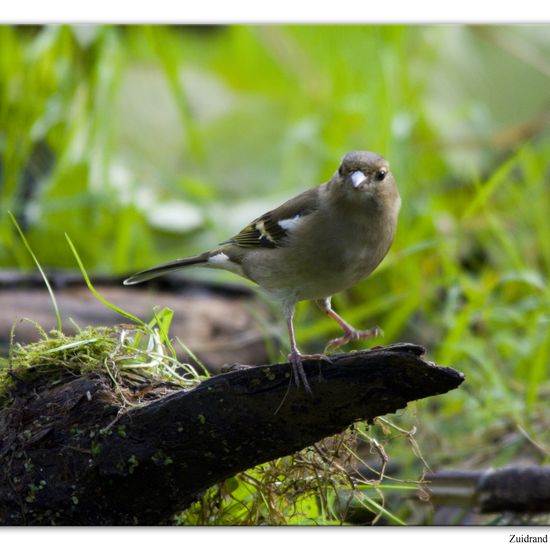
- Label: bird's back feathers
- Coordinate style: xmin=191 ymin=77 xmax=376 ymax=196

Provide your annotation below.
xmin=222 ymin=187 xmax=321 ymax=249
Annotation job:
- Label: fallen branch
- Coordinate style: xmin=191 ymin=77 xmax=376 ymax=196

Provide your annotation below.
xmin=0 ymin=343 xmax=463 ymax=525
xmin=425 ymin=466 xmax=550 ymax=514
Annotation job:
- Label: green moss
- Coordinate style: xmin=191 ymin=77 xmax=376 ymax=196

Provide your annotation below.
xmin=127 ymin=455 xmax=139 ymax=474
xmin=90 ymin=442 xmax=102 ymax=458
xmin=152 ymin=449 xmax=174 ymax=466
xmin=117 ymin=425 xmax=127 ymax=438
xmin=0 ymin=322 xmax=208 ymax=409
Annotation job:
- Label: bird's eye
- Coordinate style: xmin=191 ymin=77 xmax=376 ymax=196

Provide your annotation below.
xmin=375 ymin=168 xmax=387 ymax=181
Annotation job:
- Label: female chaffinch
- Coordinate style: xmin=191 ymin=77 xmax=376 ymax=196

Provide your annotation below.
xmin=125 ymin=151 xmax=400 ymax=393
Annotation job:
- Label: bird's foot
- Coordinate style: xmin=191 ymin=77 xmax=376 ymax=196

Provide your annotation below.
xmin=325 ymin=326 xmax=383 ymax=352
xmin=287 ymin=350 xmax=313 ymax=394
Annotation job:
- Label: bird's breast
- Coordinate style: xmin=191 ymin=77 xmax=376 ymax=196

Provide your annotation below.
xmin=242 ymin=202 xmax=397 ymax=302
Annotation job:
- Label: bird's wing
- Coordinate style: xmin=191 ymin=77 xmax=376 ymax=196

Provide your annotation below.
xmin=222 ymin=187 xmax=321 ymax=249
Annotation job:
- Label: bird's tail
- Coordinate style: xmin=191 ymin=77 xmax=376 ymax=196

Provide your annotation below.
xmin=123 ymin=251 xmax=212 ymax=285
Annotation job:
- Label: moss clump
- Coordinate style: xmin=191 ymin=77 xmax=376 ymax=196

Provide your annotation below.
xmin=0 ymin=322 xmax=207 ymax=409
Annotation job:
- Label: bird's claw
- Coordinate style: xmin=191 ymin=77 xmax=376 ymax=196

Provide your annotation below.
xmin=287 ymin=351 xmax=313 ymax=394
xmin=325 ymin=326 xmax=383 ymax=352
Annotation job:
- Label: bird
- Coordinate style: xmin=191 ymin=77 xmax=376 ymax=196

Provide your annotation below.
xmin=124 ymin=151 xmax=401 ymax=393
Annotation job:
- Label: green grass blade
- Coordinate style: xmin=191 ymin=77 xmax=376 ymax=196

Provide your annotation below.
xmin=42 ymin=338 xmax=99 ymax=354
xmin=8 ymin=211 xmax=63 ymax=332
xmin=65 ymin=233 xmax=145 ymax=327
xmin=358 ymin=494 xmax=407 ymax=526
xmin=175 ymin=336 xmax=210 ymax=378
xmin=150 ymin=306 xmax=177 ymax=358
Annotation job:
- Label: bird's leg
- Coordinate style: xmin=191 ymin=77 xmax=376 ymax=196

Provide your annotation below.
xmin=316 ymin=297 xmax=382 ymax=352
xmin=284 ymin=304 xmax=313 ymax=393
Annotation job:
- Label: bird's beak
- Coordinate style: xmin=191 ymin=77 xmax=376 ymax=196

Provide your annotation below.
xmin=350 ymin=170 xmax=367 ymax=189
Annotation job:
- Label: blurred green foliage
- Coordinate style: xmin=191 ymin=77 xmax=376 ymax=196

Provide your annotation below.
xmin=1 ymin=24 xmax=550 ymax=524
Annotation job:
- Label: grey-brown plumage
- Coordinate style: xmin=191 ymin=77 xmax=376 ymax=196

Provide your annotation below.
xmin=124 ymin=151 xmax=401 ymax=393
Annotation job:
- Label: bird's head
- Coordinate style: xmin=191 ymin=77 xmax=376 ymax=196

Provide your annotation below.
xmin=336 ymin=151 xmax=394 ymax=194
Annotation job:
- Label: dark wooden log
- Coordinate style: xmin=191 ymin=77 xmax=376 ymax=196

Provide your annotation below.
xmin=425 ymin=466 xmax=550 ymax=514
xmin=0 ymin=343 xmax=463 ymax=525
